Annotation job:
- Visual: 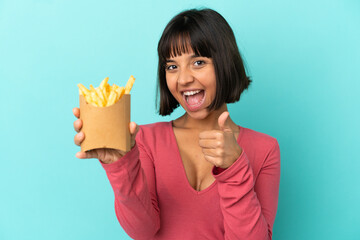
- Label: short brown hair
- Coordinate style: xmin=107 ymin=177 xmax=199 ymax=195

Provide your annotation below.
xmin=157 ymin=8 xmax=251 ymax=116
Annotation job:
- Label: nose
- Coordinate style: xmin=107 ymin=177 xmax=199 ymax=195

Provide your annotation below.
xmin=177 ymin=67 xmax=194 ymax=85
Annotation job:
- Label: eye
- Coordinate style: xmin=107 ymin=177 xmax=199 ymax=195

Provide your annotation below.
xmin=194 ymin=60 xmax=205 ymax=66
xmin=165 ymin=64 xmax=177 ymax=71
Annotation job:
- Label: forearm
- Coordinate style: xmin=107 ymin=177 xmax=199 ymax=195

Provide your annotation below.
xmin=101 ymin=145 xmax=160 ymax=239
xmin=213 ymin=142 xmax=280 ymax=240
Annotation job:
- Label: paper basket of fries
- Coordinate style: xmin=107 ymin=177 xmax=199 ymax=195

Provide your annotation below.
xmin=78 ymin=76 xmax=135 ymax=152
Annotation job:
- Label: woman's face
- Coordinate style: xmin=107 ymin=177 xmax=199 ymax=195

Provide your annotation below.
xmin=165 ymin=49 xmax=216 ymax=120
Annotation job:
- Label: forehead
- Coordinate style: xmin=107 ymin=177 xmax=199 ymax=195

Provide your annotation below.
xmin=166 ymin=49 xmax=196 ymax=60
xmin=159 ymin=30 xmax=212 ymax=62
xmin=167 ymin=36 xmax=195 ymax=58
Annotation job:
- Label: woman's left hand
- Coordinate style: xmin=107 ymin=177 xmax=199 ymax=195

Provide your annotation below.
xmin=199 ymin=111 xmax=243 ymax=169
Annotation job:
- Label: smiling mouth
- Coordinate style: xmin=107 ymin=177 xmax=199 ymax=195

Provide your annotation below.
xmin=182 ymin=90 xmax=205 ymax=109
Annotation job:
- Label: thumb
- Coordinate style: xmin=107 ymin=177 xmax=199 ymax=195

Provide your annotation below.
xmin=218 ymin=111 xmax=232 ymax=132
xmin=129 ymin=122 xmax=139 ymax=148
xmin=129 ymin=122 xmax=139 ymax=136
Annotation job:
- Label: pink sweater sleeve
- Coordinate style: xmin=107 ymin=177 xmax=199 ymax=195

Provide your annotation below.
xmin=212 ymin=140 xmax=281 ymax=240
xmin=100 ymin=129 xmax=160 ymax=239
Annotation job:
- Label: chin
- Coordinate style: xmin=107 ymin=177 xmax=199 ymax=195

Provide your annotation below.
xmin=185 ymin=108 xmax=211 ymax=120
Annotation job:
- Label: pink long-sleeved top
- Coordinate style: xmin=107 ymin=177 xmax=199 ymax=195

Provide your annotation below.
xmin=100 ymin=121 xmax=281 ymax=240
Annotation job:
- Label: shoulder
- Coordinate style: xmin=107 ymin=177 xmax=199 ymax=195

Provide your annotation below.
xmin=238 ymin=126 xmax=280 ymax=174
xmin=135 ymin=121 xmax=174 ymax=152
xmin=239 ymin=126 xmax=278 ymax=150
xmin=137 ymin=121 xmax=170 ymax=140
xmin=138 ymin=121 xmax=169 ymax=132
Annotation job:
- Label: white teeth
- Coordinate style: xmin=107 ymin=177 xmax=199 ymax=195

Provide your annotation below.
xmin=183 ymin=90 xmax=201 ymax=96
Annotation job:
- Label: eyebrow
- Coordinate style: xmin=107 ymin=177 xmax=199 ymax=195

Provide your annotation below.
xmin=165 ymin=54 xmax=200 ymax=63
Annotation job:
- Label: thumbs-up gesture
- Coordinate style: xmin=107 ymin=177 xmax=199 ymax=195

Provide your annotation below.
xmin=199 ymin=111 xmax=243 ymax=169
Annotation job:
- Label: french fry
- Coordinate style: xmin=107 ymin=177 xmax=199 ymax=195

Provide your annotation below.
xmin=88 ymin=92 xmax=97 ymax=107
xmin=116 ymin=87 xmax=125 ymax=100
xmin=78 ymin=83 xmax=90 ymax=96
xmin=89 ymin=84 xmax=96 ymax=93
xmin=105 ymin=84 xmax=111 ymax=99
xmin=91 ymin=84 xmax=106 ymax=106
xmin=85 ymin=95 xmax=92 ymax=105
xmin=78 ymin=75 xmax=135 ymax=107
xmin=90 ymin=91 xmax=101 ymax=107
xmin=99 ymin=77 xmax=109 ymax=89
xmin=125 ymin=75 xmax=135 ymax=94
xmin=100 ymin=77 xmax=109 ymax=100
xmin=102 ymin=86 xmax=108 ymax=99
xmin=95 ymin=87 xmax=106 ymax=106
xmin=111 ymin=84 xmax=118 ymax=100
xmin=106 ymin=89 xmax=117 ymax=106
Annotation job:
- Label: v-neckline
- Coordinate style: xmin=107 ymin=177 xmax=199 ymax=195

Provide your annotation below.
xmin=168 ymin=121 xmax=243 ymax=195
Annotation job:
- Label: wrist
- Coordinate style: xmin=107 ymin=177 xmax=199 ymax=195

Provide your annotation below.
xmin=222 ymin=146 xmax=243 ymax=169
xmin=99 ymin=149 xmax=125 ymax=164
xmin=100 ymin=158 xmax=120 ymax=164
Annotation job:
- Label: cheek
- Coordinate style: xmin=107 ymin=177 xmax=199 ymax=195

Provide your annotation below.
xmin=165 ymin=78 xmax=178 ymax=98
xmin=210 ymin=74 xmax=217 ymax=94
xmin=204 ymin=77 xmax=216 ymax=99
xmin=166 ymin=73 xmax=179 ymax=91
xmin=165 ymin=79 xmax=173 ymax=93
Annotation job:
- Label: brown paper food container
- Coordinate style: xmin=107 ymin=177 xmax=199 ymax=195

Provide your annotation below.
xmin=79 ymin=94 xmax=131 ymax=152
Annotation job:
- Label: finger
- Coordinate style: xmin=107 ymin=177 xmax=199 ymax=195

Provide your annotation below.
xmin=199 ymin=139 xmax=221 ymax=149
xmin=73 ymin=107 xmax=80 ymax=119
xmin=202 ymin=148 xmax=218 ymax=157
xmin=203 ymin=155 xmax=221 ymax=167
xmin=73 ymin=119 xmax=83 ymax=132
xmin=74 ymin=131 xmax=85 ymax=146
xmin=199 ymin=130 xmax=222 ymax=139
xmin=218 ymin=111 xmax=232 ymax=132
xmin=129 ymin=122 xmax=139 ymax=135
xmin=129 ymin=122 xmax=139 ymax=147
xmin=75 ymin=150 xmax=98 ymax=159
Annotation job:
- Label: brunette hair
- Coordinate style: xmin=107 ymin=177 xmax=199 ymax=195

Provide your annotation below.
xmin=157 ymin=8 xmax=251 ymax=116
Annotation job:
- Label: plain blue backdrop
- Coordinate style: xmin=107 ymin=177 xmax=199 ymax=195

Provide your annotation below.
xmin=0 ymin=0 xmax=359 ymax=239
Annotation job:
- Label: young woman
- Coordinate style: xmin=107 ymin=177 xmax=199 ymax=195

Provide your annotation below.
xmin=73 ymin=8 xmax=280 ymax=240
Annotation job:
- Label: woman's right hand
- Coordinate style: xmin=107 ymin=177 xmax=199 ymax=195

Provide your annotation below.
xmin=73 ymin=107 xmax=139 ymax=164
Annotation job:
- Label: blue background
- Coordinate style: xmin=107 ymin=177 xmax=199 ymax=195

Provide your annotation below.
xmin=0 ymin=0 xmax=359 ymax=239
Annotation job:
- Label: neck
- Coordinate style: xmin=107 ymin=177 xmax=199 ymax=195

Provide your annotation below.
xmin=175 ymin=104 xmax=236 ymax=131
